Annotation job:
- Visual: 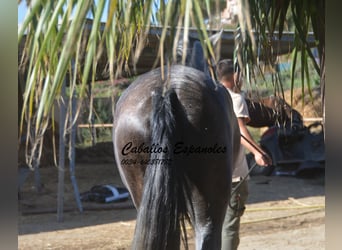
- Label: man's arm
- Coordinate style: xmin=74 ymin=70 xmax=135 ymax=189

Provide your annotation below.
xmin=237 ymin=118 xmax=272 ymax=167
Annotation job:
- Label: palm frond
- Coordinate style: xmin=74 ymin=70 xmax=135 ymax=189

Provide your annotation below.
xmin=18 ymin=0 xmax=325 ymax=166
xmin=236 ymin=0 xmax=324 ymax=102
xmin=18 ymin=0 xmax=223 ymax=166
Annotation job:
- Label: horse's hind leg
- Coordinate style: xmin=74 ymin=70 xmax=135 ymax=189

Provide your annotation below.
xmin=191 ymin=197 xmax=228 ymax=250
xmin=189 ymin=172 xmax=230 ymax=250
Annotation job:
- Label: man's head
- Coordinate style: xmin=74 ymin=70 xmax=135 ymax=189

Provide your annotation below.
xmin=216 ymin=59 xmax=235 ymax=82
xmin=217 ymin=59 xmax=243 ymax=92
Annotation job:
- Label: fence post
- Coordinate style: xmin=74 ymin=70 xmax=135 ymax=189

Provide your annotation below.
xmin=69 ymin=90 xmax=83 ymax=212
xmin=57 ymin=79 xmax=66 ymax=222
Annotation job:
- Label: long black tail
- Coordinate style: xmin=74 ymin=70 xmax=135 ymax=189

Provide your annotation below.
xmin=132 ymin=89 xmax=192 ymax=250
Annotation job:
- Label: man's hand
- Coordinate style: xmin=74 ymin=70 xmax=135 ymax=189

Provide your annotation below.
xmin=254 ymin=151 xmax=272 ymax=167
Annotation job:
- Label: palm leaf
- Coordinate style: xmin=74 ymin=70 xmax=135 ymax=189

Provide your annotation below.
xmin=18 ymin=0 xmax=324 ymax=165
xmin=237 ymin=0 xmax=324 ymax=108
xmin=18 ymin=0 xmax=222 ymax=165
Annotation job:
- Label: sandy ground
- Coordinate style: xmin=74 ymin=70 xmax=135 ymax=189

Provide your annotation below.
xmin=18 ymin=163 xmax=325 ymax=250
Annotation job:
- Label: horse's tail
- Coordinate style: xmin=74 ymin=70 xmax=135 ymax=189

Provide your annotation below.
xmin=132 ymin=88 xmax=192 ymax=250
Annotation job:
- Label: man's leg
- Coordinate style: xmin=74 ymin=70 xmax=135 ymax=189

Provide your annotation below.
xmin=221 ymin=180 xmax=249 ymax=250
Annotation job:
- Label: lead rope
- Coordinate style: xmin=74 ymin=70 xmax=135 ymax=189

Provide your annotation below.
xmin=229 ymin=134 xmax=270 ymax=212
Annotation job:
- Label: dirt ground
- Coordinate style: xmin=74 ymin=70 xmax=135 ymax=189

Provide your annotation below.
xmin=18 ymin=154 xmax=325 ymax=250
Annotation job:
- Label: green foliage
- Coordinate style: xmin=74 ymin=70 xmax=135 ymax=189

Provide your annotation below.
xmin=76 ymin=80 xmax=130 ymax=146
xmin=236 ymin=0 xmax=324 ymax=100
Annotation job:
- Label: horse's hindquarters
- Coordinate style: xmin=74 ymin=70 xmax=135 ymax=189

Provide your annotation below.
xmin=112 ymin=65 xmax=239 ymax=249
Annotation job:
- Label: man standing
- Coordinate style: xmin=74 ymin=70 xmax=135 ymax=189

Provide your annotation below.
xmin=216 ymin=59 xmax=272 ymax=250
